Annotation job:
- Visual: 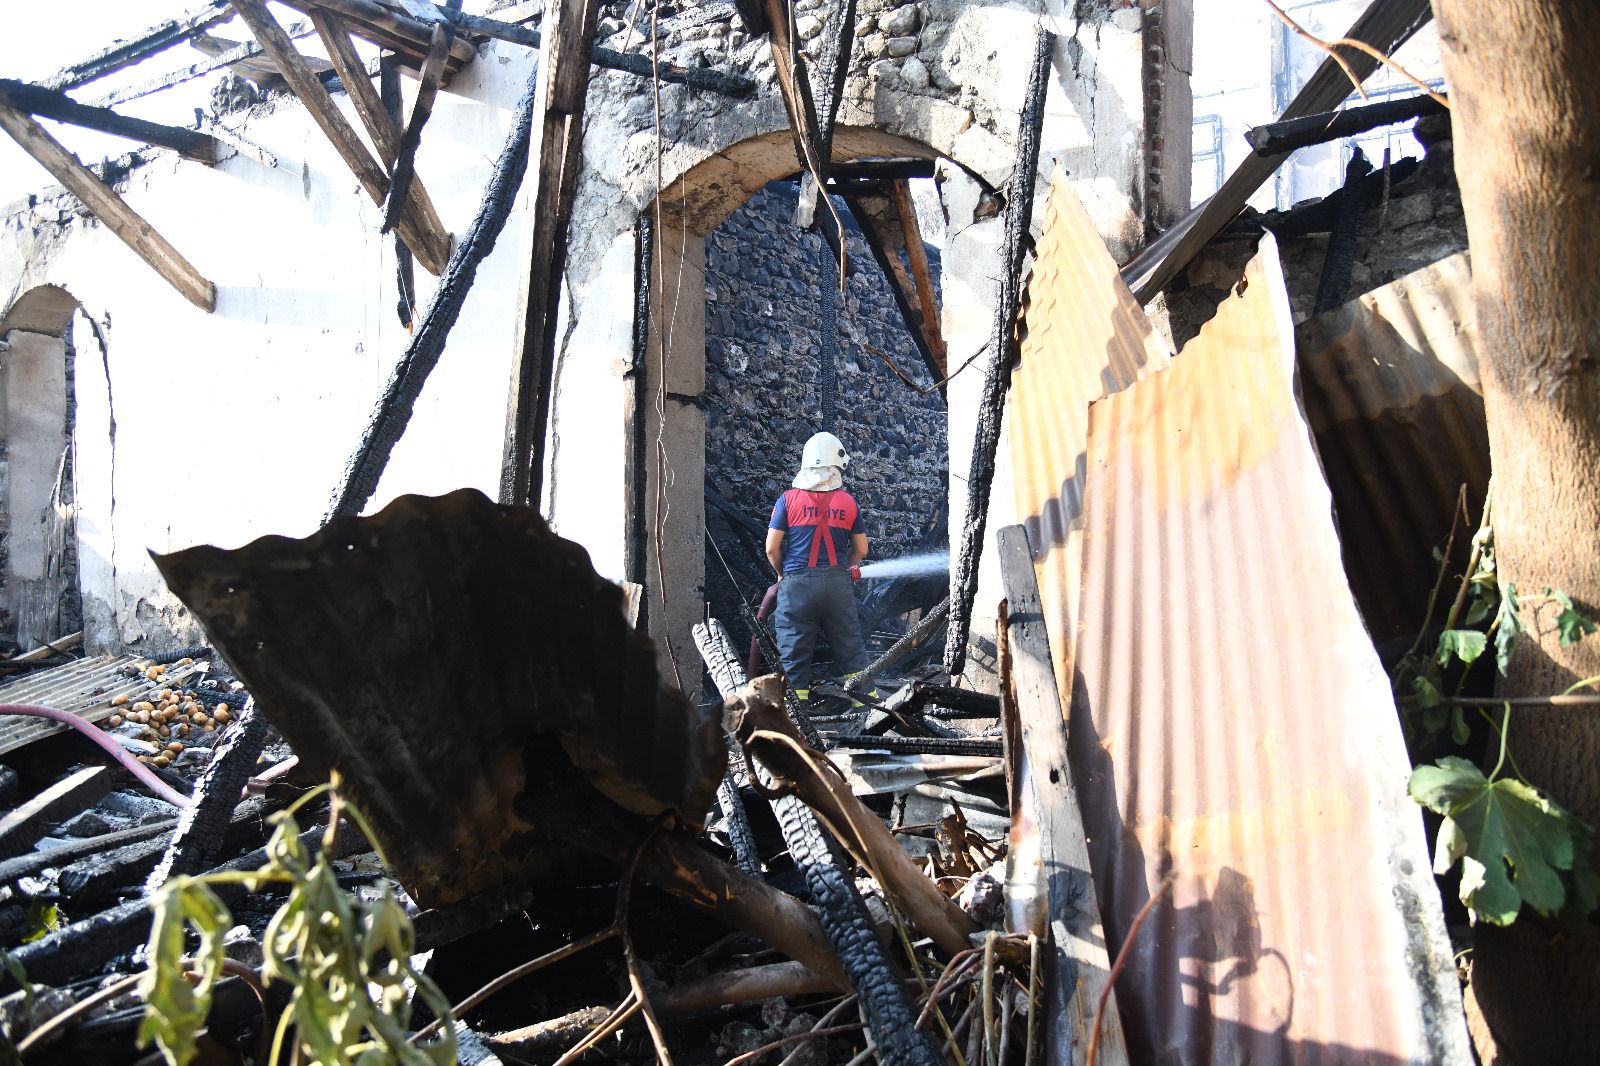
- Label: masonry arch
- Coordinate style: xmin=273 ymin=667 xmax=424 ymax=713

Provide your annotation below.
xmin=623 ymin=126 xmax=1005 ymax=688
xmin=0 ymin=285 xmax=93 ymax=652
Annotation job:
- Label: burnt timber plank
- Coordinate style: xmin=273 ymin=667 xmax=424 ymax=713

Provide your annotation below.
xmin=381 ymin=23 xmax=451 ymax=235
xmin=311 ymin=13 xmax=450 ymax=267
xmin=498 ymin=0 xmax=605 ymax=507
xmin=998 ymin=524 xmax=1126 ymax=1066
xmin=889 ymin=178 xmax=946 ymax=378
xmin=844 ymin=194 xmax=944 ymax=386
xmin=229 ymin=0 xmax=451 ymax=274
xmin=0 ymin=80 xmax=230 ymax=165
xmin=0 ymin=767 xmax=117 ymax=859
xmin=0 ymin=104 xmax=216 ymax=311
xmin=275 ymin=0 xmax=476 ymax=66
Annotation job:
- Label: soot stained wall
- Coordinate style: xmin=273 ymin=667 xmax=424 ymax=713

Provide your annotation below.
xmin=703 ymin=182 xmax=947 ymax=643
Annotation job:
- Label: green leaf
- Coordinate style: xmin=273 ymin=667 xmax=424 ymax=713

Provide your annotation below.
xmin=1541 ymin=587 xmax=1598 ymax=647
xmin=1494 ymin=582 xmax=1523 ymax=675
xmin=1450 ymin=706 xmax=1471 ymax=746
xmin=1436 ymin=629 xmax=1487 ymax=667
xmin=1409 ymin=756 xmax=1582 ymax=925
xmin=1464 ymin=596 xmax=1492 ymax=627
xmin=1412 ymin=675 xmax=1441 ymax=709
xmin=138 ymin=878 xmax=232 ymax=1066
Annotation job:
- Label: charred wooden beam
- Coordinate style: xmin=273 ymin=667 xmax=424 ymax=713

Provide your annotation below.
xmin=695 ymin=620 xmax=942 ymax=1066
xmin=380 ymin=23 xmax=451 ymax=235
xmin=997 ymin=524 xmax=1128 ymax=1065
xmin=498 ymin=0 xmax=605 ymax=508
xmin=144 ymin=700 xmax=269 ymax=889
xmin=0 ymin=766 xmax=117 ymax=859
xmin=331 ymin=66 xmax=539 ymax=519
xmin=827 ymin=733 xmax=1002 ymax=758
xmin=812 ymin=0 xmax=859 ymax=170
xmin=1246 ymin=92 xmax=1446 ymax=156
xmin=1314 ymin=148 xmax=1374 ymax=314
xmin=229 ymin=0 xmax=452 ymax=274
xmin=0 ymin=104 xmax=216 ymax=311
xmin=846 ymin=599 xmax=949 ymax=696
xmin=310 ymin=10 xmax=450 ymax=261
xmin=0 ymin=817 xmax=177 ymax=886
xmin=945 ymin=29 xmax=1053 ymax=678
xmin=40 ymin=0 xmax=235 ymax=92
xmin=0 ymin=79 xmax=230 ymax=165
xmin=436 ymin=6 xmax=755 ymax=95
xmin=379 ymin=54 xmax=420 ymax=330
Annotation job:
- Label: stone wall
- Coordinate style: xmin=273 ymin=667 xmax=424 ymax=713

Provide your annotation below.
xmin=701 ymin=182 xmax=947 ymax=644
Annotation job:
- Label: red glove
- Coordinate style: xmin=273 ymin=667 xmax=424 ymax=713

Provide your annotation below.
xmin=849 ymin=564 xmax=862 ymax=583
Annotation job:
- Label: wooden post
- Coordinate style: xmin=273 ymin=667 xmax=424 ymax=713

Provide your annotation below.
xmin=229 ymin=0 xmax=451 ymax=274
xmin=498 ymin=0 xmax=604 ymax=508
xmin=997 ymin=524 xmax=1128 ymax=1066
xmin=0 ymin=79 xmax=231 ymax=165
xmin=310 ymin=12 xmax=449 ymax=252
xmin=0 ymin=104 xmax=216 ymax=312
xmin=889 ymin=178 xmax=946 ymax=377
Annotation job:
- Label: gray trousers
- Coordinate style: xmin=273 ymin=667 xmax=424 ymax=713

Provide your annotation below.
xmin=774 ymin=566 xmax=869 ymax=691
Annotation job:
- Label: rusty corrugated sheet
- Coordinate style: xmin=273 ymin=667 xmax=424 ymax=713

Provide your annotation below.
xmin=1068 ymin=238 xmax=1470 ymax=1063
xmin=1296 ymin=252 xmax=1489 ymax=645
xmin=1010 ymin=169 xmax=1170 ymax=707
xmin=0 ymin=655 xmax=205 ymax=755
xmin=153 ymin=489 xmax=724 ymax=906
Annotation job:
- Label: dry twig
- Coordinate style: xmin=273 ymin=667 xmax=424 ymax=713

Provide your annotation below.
xmin=1086 ymin=874 xmax=1176 ymax=1066
xmin=1261 ymin=0 xmax=1449 ymax=107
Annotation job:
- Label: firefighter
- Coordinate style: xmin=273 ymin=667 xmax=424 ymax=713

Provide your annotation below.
xmin=764 ymin=431 xmax=871 ymax=705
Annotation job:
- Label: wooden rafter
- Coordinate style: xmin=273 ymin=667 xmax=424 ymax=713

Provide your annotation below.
xmin=0 ymin=79 xmax=232 ymax=166
xmin=0 ymin=103 xmax=215 ymax=312
xmin=228 ymin=0 xmax=451 ymax=274
xmin=276 ymin=0 xmax=475 ymax=69
xmin=498 ymin=0 xmax=604 ymax=507
xmin=888 ymin=178 xmax=946 ymax=377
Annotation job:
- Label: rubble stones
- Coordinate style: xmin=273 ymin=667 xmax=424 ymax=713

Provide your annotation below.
xmin=886 ymin=35 xmax=919 ymax=57
xmin=900 ymin=56 xmax=931 ymax=89
xmin=863 ymin=32 xmax=888 ymax=58
xmin=881 ymin=4 xmax=921 ymax=36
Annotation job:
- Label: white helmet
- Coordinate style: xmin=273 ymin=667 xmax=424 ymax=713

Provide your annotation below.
xmin=800 ymin=431 xmax=849 ymax=470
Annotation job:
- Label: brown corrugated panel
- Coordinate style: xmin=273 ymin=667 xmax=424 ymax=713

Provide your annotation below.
xmin=1296 ymin=252 xmax=1489 ymax=645
xmin=1070 ymin=238 xmax=1470 ymax=1064
xmin=1010 ymin=169 xmax=1171 ymax=708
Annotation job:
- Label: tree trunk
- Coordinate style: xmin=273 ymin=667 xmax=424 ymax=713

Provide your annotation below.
xmin=1434 ymin=1 xmax=1600 ymax=1061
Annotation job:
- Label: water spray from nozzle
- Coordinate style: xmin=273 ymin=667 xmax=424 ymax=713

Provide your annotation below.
xmin=854 ymin=550 xmax=950 ymax=580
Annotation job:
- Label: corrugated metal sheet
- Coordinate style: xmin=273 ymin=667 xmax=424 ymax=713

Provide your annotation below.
xmin=1010 ymin=169 xmax=1171 ymax=707
xmin=1068 ymin=238 xmax=1470 ymax=1063
xmin=0 ymin=654 xmax=203 ymax=755
xmin=1296 ymin=252 xmax=1489 ymax=644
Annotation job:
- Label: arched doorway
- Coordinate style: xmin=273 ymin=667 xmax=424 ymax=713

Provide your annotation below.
xmin=0 ymin=286 xmax=86 ymax=652
xmin=623 ymin=127 xmax=1003 ymax=690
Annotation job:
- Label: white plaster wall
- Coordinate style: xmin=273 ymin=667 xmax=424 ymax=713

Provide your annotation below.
xmin=0 ymin=43 xmax=541 ymax=651
xmin=0 ymin=0 xmax=1162 ymax=668
xmin=3 ymin=331 xmax=66 ymax=580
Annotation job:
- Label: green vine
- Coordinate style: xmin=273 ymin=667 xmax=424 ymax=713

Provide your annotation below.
xmin=1393 ymin=486 xmax=1600 ymax=928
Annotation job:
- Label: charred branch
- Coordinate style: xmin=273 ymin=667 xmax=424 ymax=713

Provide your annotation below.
xmin=40 ymin=0 xmax=235 ymax=92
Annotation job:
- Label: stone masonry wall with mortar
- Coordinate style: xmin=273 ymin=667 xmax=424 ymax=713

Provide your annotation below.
xmin=702 ymin=182 xmax=947 ymax=644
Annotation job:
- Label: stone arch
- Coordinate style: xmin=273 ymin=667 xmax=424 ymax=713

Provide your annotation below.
xmin=0 ymin=285 xmax=91 ymax=651
xmin=615 ymin=125 xmax=1002 ymax=687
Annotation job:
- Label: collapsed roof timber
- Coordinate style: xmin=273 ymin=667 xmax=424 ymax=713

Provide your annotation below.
xmin=4 ymin=0 xmax=1585 ymax=1062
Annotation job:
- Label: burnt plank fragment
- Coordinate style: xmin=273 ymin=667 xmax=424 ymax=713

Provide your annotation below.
xmin=0 ymin=767 xmax=117 ymax=858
